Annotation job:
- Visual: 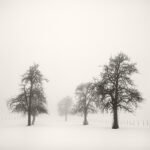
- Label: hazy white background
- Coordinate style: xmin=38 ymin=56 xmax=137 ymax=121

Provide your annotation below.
xmin=0 ymin=0 xmax=150 ymax=118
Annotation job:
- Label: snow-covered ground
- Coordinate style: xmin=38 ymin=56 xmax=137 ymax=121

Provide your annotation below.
xmin=0 ymin=114 xmax=150 ymax=150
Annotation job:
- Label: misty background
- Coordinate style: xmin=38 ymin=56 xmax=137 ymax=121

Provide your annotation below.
xmin=0 ymin=0 xmax=150 ymax=119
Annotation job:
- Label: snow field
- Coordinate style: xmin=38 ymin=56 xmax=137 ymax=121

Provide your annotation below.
xmin=0 ymin=115 xmax=150 ymax=150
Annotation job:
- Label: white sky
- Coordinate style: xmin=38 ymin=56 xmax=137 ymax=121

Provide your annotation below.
xmin=0 ymin=0 xmax=150 ymax=117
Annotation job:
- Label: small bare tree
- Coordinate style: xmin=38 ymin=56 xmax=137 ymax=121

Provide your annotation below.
xmin=73 ymin=82 xmax=97 ymax=125
xmin=58 ymin=96 xmax=73 ymax=121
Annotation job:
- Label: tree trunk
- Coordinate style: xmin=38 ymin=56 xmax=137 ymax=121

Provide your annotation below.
xmin=28 ymin=83 xmax=33 ymax=126
xmin=32 ymin=115 xmax=36 ymax=125
xmin=112 ymin=73 xmax=119 ymax=129
xmin=65 ymin=113 xmax=67 ymax=122
xmin=83 ymin=108 xmax=88 ymax=125
xmin=27 ymin=109 xmax=31 ymax=126
xmin=112 ymin=105 xmax=119 ymax=129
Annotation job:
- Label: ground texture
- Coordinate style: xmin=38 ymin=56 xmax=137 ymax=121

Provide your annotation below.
xmin=0 ymin=115 xmax=149 ymax=150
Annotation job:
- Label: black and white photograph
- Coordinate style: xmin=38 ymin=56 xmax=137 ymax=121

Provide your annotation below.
xmin=0 ymin=0 xmax=150 ymax=150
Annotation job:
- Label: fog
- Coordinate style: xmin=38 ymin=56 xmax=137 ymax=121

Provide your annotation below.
xmin=0 ymin=0 xmax=150 ymax=118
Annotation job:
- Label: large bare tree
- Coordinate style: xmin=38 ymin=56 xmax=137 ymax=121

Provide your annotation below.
xmin=8 ymin=64 xmax=48 ymax=126
xmin=95 ymin=53 xmax=143 ymax=129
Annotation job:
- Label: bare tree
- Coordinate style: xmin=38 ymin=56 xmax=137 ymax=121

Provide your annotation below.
xmin=95 ymin=53 xmax=143 ymax=129
xmin=73 ymin=82 xmax=97 ymax=125
xmin=58 ymin=96 xmax=72 ymax=121
xmin=7 ymin=64 xmax=48 ymax=126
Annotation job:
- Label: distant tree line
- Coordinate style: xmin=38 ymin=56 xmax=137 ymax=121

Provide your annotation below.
xmin=7 ymin=53 xmax=144 ymax=129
